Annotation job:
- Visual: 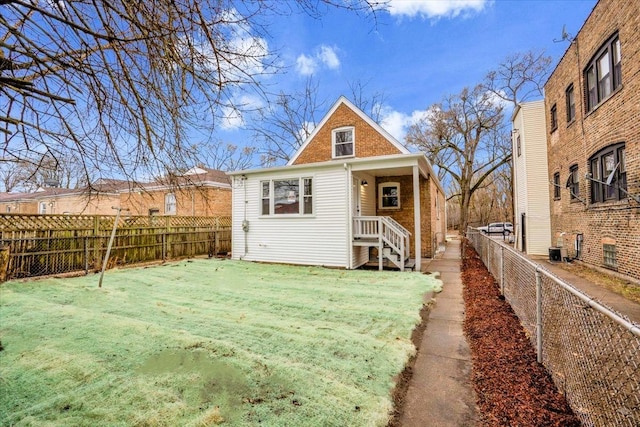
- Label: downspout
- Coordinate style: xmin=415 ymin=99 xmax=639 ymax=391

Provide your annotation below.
xmin=346 ymin=163 xmax=353 ymax=269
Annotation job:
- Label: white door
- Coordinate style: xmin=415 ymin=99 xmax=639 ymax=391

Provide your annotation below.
xmin=352 ymin=177 xmax=361 ymax=217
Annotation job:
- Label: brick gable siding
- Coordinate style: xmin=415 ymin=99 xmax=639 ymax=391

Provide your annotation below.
xmin=545 ymin=0 xmax=640 ymax=280
xmin=292 ymin=104 xmax=404 ymax=165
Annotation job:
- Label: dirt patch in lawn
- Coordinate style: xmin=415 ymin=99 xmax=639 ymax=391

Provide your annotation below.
xmin=389 ymin=243 xmax=581 ymax=427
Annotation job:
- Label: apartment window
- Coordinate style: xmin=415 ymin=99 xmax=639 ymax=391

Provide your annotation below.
xmin=565 ymin=84 xmax=575 ymax=122
xmin=585 ymin=34 xmax=622 ymax=112
xmin=261 ymin=178 xmax=313 ymax=216
xmin=550 ymin=104 xmax=557 ymax=132
xmin=379 ymin=182 xmax=400 ymax=209
xmin=603 ymin=244 xmax=617 ymax=269
xmin=165 ymin=193 xmax=176 ymax=215
xmin=332 ymin=127 xmax=354 ymax=158
xmin=553 ymin=172 xmax=561 ymax=200
xmin=39 ymin=202 xmax=47 ymax=214
xmin=567 ymin=165 xmax=580 ymax=201
xmin=589 ymin=142 xmax=626 ymax=203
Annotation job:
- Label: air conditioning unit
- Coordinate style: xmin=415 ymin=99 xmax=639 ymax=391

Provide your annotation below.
xmin=549 ymin=247 xmax=562 ymax=262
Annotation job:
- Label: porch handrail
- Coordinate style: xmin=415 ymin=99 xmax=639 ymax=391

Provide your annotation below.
xmin=353 ymin=216 xmax=411 ymax=264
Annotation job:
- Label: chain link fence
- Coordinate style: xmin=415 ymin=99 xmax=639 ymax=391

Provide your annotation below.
xmin=468 ymin=229 xmax=640 ymax=427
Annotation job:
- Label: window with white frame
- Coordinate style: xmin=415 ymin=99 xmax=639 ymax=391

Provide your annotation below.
xmin=332 ymin=127 xmax=354 ymax=158
xmin=39 ymin=202 xmax=47 ymax=214
xmin=379 ymin=182 xmax=400 ymax=209
xmin=165 ymin=193 xmax=176 ymax=215
xmin=585 ymin=33 xmax=621 ymax=112
xmin=261 ymin=177 xmax=313 ymax=215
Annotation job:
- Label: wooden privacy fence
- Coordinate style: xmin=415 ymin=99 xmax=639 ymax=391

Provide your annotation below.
xmin=0 ymin=213 xmax=231 ymax=281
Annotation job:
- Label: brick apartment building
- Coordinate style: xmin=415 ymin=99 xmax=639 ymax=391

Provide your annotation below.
xmin=544 ymin=0 xmax=640 ymax=280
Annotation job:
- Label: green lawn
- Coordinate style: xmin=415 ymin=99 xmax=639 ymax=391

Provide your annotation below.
xmin=0 ymin=258 xmax=441 ymax=426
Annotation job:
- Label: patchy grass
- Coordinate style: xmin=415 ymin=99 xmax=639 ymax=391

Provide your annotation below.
xmin=0 ymin=258 xmax=441 ymax=426
xmin=555 ymin=262 xmax=640 ymax=304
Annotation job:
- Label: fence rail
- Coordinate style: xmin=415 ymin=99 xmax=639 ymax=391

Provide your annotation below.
xmin=0 ymin=214 xmax=231 ymax=280
xmin=468 ymin=229 xmax=640 ymax=427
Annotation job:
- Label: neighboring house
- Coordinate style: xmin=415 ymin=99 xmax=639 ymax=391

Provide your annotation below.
xmin=228 ymin=96 xmax=446 ymax=271
xmin=511 ymin=100 xmax=552 ymax=255
xmin=544 ymin=0 xmax=639 ymax=279
xmin=119 ymin=167 xmax=232 ymax=217
xmin=0 ymin=167 xmax=232 ymax=218
xmin=0 ymin=182 xmax=126 ymax=215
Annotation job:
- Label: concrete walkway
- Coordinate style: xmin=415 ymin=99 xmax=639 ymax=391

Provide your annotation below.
xmin=400 ymin=235 xmax=479 ymax=426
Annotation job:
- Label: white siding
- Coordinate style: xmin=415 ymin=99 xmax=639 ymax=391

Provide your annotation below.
xmin=513 ymin=101 xmax=552 ymax=255
xmin=231 ymin=166 xmax=349 ymax=267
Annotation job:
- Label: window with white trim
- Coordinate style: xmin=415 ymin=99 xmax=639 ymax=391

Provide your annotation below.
xmin=39 ymin=202 xmax=47 ymax=214
xmin=378 ymin=182 xmax=400 ymax=209
xmin=585 ymin=34 xmax=621 ymax=112
xmin=165 ymin=193 xmax=176 ymax=215
xmin=332 ymin=127 xmax=354 ymax=158
xmin=261 ymin=177 xmax=313 ymax=215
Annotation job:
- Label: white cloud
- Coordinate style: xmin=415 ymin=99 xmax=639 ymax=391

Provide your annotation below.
xmin=380 ymin=107 xmax=430 ymax=141
xmin=318 ymin=46 xmax=340 ymax=69
xmin=295 ymin=45 xmax=340 ymax=76
xmin=384 ymin=0 xmax=489 ymax=19
xmin=296 ymin=54 xmax=317 ymax=76
xmin=219 ymin=94 xmax=266 ymax=131
xmin=220 ymin=106 xmax=244 ymax=130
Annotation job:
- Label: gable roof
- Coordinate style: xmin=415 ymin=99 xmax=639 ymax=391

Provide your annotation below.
xmin=287 ymin=96 xmax=411 ymax=165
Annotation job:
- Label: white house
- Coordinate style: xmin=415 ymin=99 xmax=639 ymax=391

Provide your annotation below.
xmin=511 ymin=100 xmax=552 ymax=255
xmin=228 ymin=96 xmax=446 ymax=271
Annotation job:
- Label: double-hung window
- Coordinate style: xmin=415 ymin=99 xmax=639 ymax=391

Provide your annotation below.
xmin=585 ymin=34 xmax=621 ymax=112
xmin=165 ymin=193 xmax=176 ymax=215
xmin=567 ymin=165 xmax=580 ymax=201
xmin=378 ymin=182 xmax=400 ymax=209
xmin=550 ymin=104 xmax=558 ymax=132
xmin=332 ymin=127 xmax=354 ymax=158
xmin=565 ymin=84 xmax=575 ymax=123
xmin=261 ymin=177 xmax=313 ymax=215
xmin=589 ymin=143 xmax=626 ymax=203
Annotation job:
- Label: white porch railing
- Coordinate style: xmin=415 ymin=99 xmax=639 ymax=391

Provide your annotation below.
xmin=353 ymin=216 xmax=411 ymax=270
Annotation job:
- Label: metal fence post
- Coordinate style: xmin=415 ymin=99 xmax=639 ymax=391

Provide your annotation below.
xmin=535 ymin=268 xmax=543 ymax=364
xmin=500 ymin=246 xmax=505 ymax=295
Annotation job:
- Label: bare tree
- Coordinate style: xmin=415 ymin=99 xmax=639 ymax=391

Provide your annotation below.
xmin=0 ymin=151 xmax=88 ymax=192
xmin=482 ymin=50 xmax=553 ymax=106
xmin=197 ymin=139 xmax=257 ymax=172
xmin=348 ymin=78 xmax=388 ymax=122
xmin=406 ymin=85 xmax=510 ymax=235
xmin=253 ymin=78 xmax=326 ymax=166
xmin=1 ymin=1 xmax=381 ymax=183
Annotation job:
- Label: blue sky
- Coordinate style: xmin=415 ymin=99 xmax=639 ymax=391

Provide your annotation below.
xmin=217 ymin=0 xmax=597 ymax=160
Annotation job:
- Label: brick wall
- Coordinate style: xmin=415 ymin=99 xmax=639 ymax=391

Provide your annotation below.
xmin=545 ymin=0 xmax=640 ymax=279
xmin=292 ymin=103 xmax=403 ymax=165
xmin=120 ymin=187 xmax=231 ymax=217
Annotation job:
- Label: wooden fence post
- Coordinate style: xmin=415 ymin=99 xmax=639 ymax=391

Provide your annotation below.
xmin=0 ymin=245 xmax=10 ymax=283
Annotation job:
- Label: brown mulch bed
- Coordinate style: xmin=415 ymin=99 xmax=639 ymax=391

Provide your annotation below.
xmin=461 ymin=241 xmax=580 ymax=426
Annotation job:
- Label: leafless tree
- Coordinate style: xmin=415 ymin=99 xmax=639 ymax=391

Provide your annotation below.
xmin=252 ymin=78 xmax=326 ymax=167
xmin=197 ymin=139 xmax=257 ymax=172
xmin=1 ymin=0 xmax=383 ymax=184
xmin=348 ymin=78 xmax=388 ymax=122
xmin=406 ymin=85 xmax=509 ymax=235
xmin=482 ymin=50 xmax=553 ymax=106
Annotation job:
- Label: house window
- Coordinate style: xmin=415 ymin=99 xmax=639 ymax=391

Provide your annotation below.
xmin=589 ymin=142 xmax=626 ymax=203
xmin=553 ymin=172 xmax=561 ymax=200
xmin=6 ymin=206 xmax=11 ymax=213
xmin=603 ymin=244 xmax=617 ymax=269
xmin=379 ymin=182 xmax=400 ymax=209
xmin=165 ymin=193 xmax=176 ymax=215
xmin=550 ymin=104 xmax=558 ymax=132
xmin=332 ymin=127 xmax=354 ymax=158
xmin=565 ymin=84 xmax=575 ymax=122
xmin=585 ymin=34 xmax=621 ymax=112
xmin=516 ymin=135 xmax=521 ymax=157
xmin=261 ymin=178 xmax=313 ymax=216
xmin=567 ymin=165 xmax=580 ymax=201
xmin=39 ymin=202 xmax=47 ymax=214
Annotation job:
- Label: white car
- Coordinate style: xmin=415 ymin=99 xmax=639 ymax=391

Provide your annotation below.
xmin=478 ymin=222 xmax=513 ymax=235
